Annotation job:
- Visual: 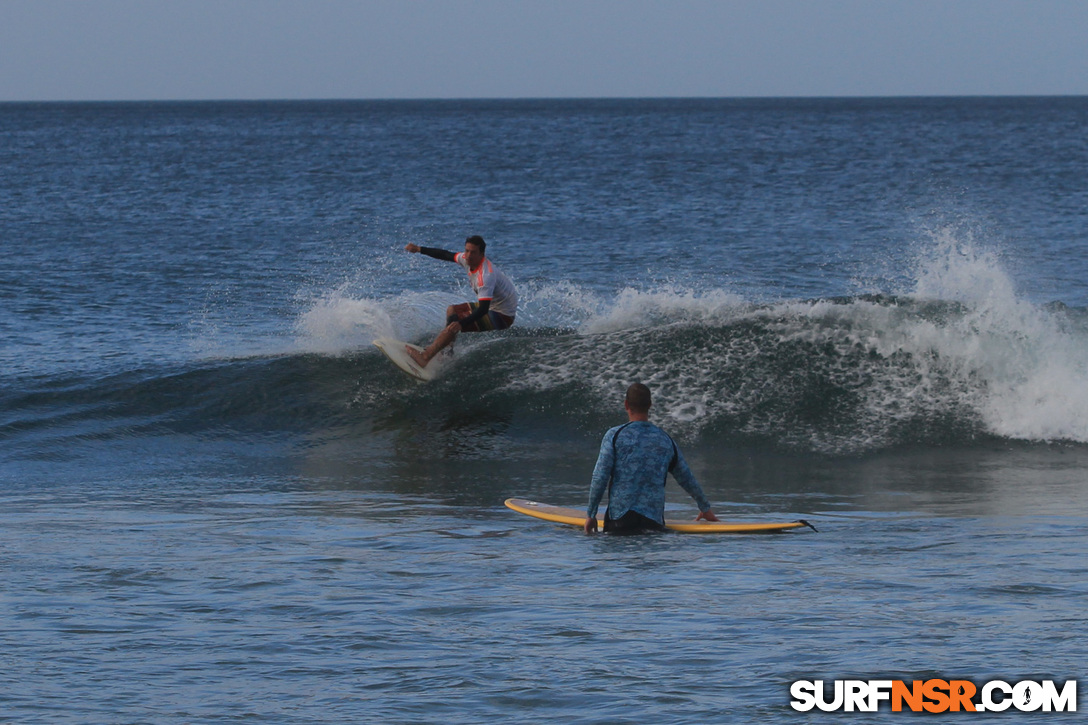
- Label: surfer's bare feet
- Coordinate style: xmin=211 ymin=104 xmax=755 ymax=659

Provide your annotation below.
xmin=405 ymin=345 xmax=429 ymax=368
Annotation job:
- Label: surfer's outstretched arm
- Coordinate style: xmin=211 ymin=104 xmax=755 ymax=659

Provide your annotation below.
xmin=405 ymin=243 xmax=457 ymax=262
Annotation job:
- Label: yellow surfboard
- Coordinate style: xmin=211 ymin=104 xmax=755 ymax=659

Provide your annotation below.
xmin=504 ymin=498 xmax=816 ymax=534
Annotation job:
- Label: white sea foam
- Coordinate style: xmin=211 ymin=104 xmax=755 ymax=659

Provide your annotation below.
xmin=290 ymin=233 xmax=1088 ymax=447
xmin=509 ymin=232 xmax=1088 ymax=448
xmin=578 ymin=286 xmax=746 ymax=334
xmin=904 ymin=230 xmax=1088 ymax=442
xmin=293 ymin=289 xmax=461 ymax=354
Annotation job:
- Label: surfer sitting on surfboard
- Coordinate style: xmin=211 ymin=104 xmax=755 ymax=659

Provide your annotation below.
xmin=403 ymin=235 xmax=517 ymax=368
xmin=585 ymin=383 xmax=720 ymax=534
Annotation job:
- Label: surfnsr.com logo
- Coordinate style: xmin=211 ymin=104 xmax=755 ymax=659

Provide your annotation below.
xmin=790 ymin=679 xmax=1077 ymax=713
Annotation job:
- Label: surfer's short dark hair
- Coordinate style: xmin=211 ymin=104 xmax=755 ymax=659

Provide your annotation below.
xmin=465 ymin=235 xmax=486 ymax=253
xmin=625 ymin=383 xmax=652 ymax=413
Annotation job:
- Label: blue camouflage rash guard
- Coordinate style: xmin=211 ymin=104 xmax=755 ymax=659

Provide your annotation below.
xmin=586 ymin=421 xmax=712 ymax=524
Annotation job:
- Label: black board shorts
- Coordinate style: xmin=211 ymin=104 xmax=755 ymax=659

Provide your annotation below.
xmin=603 ymin=509 xmax=667 ymax=534
xmin=461 ymin=302 xmax=514 ymax=332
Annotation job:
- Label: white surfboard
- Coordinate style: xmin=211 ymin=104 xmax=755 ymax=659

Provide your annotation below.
xmin=373 ymin=337 xmax=450 ymax=382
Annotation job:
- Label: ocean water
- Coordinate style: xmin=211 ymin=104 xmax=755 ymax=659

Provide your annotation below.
xmin=2 ymin=98 xmax=1087 ymax=722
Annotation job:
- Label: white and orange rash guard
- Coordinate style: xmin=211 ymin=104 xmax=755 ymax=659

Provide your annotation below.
xmin=453 ymin=252 xmax=518 ymax=319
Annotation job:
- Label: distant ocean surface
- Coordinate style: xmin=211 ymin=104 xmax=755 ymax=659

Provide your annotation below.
xmin=2 ymin=98 xmax=1086 ymax=722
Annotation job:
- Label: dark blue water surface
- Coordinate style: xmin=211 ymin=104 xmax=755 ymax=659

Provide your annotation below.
xmin=2 ymin=99 xmax=1087 ymax=722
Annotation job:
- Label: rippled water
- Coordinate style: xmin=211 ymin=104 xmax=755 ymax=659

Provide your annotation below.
xmin=5 ymin=460 xmax=1086 ymax=723
xmin=2 ymin=98 xmax=1087 ymax=721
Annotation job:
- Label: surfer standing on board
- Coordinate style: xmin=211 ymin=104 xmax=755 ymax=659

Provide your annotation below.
xmin=585 ymin=383 xmax=720 ymax=534
xmin=403 ymin=235 xmax=517 ymax=368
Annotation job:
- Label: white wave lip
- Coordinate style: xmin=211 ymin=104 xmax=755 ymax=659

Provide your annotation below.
xmin=291 ymin=234 xmax=1088 ymax=448
xmin=538 ymin=234 xmax=1088 ymax=447
xmin=294 ymin=290 xmax=462 ymax=354
xmin=907 ymin=232 xmax=1088 ymax=443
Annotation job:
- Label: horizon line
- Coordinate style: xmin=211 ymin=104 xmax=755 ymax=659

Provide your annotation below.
xmin=3 ymin=93 xmax=1088 ymax=105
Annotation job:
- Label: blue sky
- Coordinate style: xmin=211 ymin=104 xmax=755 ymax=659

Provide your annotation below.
xmin=2 ymin=0 xmax=1087 ymax=101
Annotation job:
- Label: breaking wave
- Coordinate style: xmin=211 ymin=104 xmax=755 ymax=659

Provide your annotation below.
xmin=6 ymin=235 xmax=1088 ymax=457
